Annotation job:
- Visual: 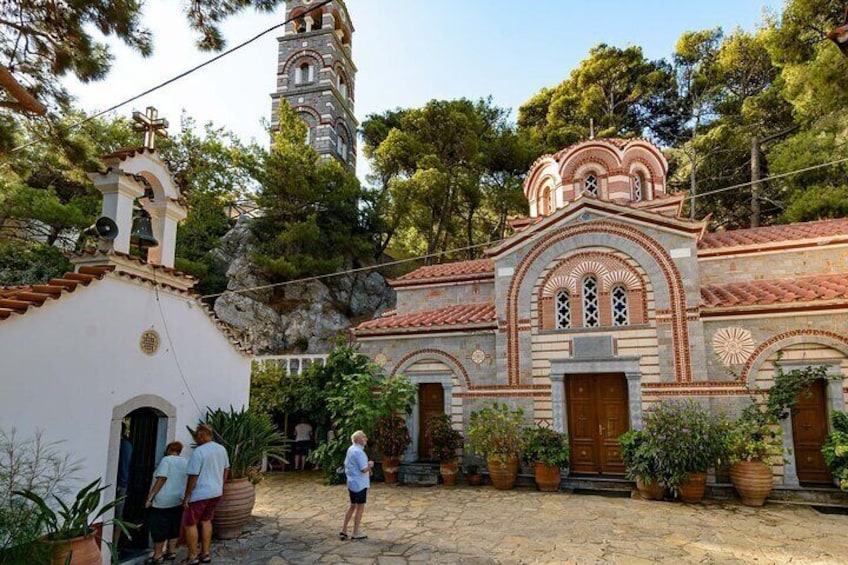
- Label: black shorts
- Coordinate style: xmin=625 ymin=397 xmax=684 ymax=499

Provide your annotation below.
xmin=148 ymin=505 xmax=182 ymax=542
xmin=294 ymin=441 xmax=311 ymax=456
xmin=348 ymin=488 xmax=367 ymax=504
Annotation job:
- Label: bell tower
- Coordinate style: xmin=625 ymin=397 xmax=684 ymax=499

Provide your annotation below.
xmin=270 ymin=0 xmax=357 ymax=170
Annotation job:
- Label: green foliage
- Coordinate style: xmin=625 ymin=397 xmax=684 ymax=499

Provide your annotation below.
xmin=822 ymin=411 xmax=848 ymax=491
xmin=427 ymin=415 xmax=463 ymax=463
xmin=249 ymin=361 xmax=289 ymax=418
xmin=466 ymin=403 xmax=525 ymax=461
xmin=644 ymin=400 xmax=728 ymax=489
xmin=727 ymin=403 xmax=783 ymax=464
xmin=766 ymin=363 xmax=833 ymax=421
xmin=372 ymin=415 xmax=411 ymax=458
xmin=195 ymin=406 xmax=287 ymax=483
xmin=619 ymin=429 xmax=660 ymax=483
xmin=0 ymin=240 xmax=70 ymax=285
xmin=521 ymin=426 xmax=569 ymax=468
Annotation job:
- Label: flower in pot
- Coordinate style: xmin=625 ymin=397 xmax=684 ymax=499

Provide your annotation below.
xmin=619 ymin=429 xmax=663 ymax=500
xmin=427 ymin=414 xmax=463 ymax=486
xmin=372 ymin=414 xmax=411 ymax=484
xmin=194 ymin=406 xmax=287 ymax=539
xmin=466 ymin=403 xmax=525 ymax=490
xmin=521 ymin=426 xmax=568 ymax=492
xmin=727 ymin=402 xmax=783 ymax=507
xmin=16 ymin=478 xmax=133 ymax=565
xmin=822 ymin=410 xmax=848 ymax=492
xmin=645 ymin=399 xmax=728 ymax=503
xmin=464 ymin=463 xmax=483 ymax=486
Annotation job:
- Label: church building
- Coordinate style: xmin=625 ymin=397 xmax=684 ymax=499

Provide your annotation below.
xmin=354 ymin=137 xmax=848 ymax=489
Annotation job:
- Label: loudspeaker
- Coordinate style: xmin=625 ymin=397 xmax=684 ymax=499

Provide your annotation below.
xmin=84 ymin=216 xmax=119 ymax=240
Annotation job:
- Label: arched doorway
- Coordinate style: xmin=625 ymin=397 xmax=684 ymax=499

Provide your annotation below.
xmin=792 ymin=378 xmax=832 ymax=485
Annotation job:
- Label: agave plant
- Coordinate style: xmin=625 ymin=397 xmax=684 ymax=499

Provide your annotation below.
xmin=193 ymin=406 xmax=288 ymax=481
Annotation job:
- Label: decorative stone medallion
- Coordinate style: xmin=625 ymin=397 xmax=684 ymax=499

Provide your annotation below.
xmin=374 ymin=352 xmax=389 ymax=367
xmin=712 ymin=327 xmax=755 ymax=366
xmin=140 ymin=329 xmax=160 ymax=356
xmin=470 ymin=348 xmax=487 ymax=365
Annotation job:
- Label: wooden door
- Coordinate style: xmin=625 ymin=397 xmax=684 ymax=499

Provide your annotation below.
xmin=792 ymin=379 xmax=832 ymax=485
xmin=418 ymin=383 xmax=444 ymax=460
xmin=567 ymin=373 xmax=629 ymax=476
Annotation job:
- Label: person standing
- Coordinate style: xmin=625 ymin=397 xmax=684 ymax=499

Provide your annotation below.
xmin=293 ymin=417 xmax=313 ymax=471
xmin=339 ymin=430 xmax=373 ymax=541
xmin=114 ymin=423 xmax=133 ymax=549
xmin=182 ymin=425 xmax=229 ymax=565
xmin=144 ymin=441 xmax=188 ymax=564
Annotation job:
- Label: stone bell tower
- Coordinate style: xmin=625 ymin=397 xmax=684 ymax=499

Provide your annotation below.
xmin=270 ymin=0 xmax=357 ymax=170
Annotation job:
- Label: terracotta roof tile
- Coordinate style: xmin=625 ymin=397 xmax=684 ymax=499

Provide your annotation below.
xmin=393 ymin=259 xmax=494 ymax=286
xmin=701 ymin=273 xmax=848 ymax=309
xmin=699 ymin=218 xmax=848 ymax=250
xmin=355 ymin=303 xmax=496 ymax=333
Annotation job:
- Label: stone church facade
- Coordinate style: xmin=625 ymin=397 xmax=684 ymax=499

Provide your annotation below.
xmin=354 ymin=137 xmax=848 ymax=488
xmin=271 ymin=0 xmax=357 ymax=169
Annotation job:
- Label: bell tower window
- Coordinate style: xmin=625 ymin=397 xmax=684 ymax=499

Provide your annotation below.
xmin=337 ymin=127 xmax=349 ymax=161
xmin=295 ymin=63 xmax=314 ymax=85
xmin=294 ymin=17 xmax=307 ymax=34
xmin=339 ymin=75 xmax=348 ymax=100
xmin=582 ymin=276 xmax=599 ymax=327
xmin=555 ymin=290 xmax=571 ymax=329
xmin=584 ymin=174 xmax=598 ymax=197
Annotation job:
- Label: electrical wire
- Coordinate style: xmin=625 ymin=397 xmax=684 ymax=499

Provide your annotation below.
xmin=8 ymin=0 xmax=335 ymax=154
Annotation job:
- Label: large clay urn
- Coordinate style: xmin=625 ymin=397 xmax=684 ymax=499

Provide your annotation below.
xmin=730 ymin=460 xmax=773 ymax=507
xmin=51 ymin=535 xmax=101 ymax=565
xmin=213 ymin=478 xmax=256 ymax=539
xmin=382 ymin=456 xmax=401 ymax=484
xmin=440 ymin=461 xmax=459 ymax=486
xmin=487 ymin=456 xmax=519 ymax=490
xmin=534 ymin=462 xmax=562 ymax=492
xmin=677 ymin=472 xmax=707 ymax=503
xmin=635 ymin=477 xmax=664 ymax=501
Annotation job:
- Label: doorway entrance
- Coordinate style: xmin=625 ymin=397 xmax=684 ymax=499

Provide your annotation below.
xmin=418 ymin=383 xmax=444 ymax=460
xmin=566 ymin=373 xmax=628 ymax=476
xmin=792 ymin=378 xmax=832 ymax=485
xmin=120 ymin=407 xmax=166 ymax=551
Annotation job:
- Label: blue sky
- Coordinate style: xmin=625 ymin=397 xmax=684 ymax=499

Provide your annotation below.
xmin=65 ymin=1 xmax=779 ymax=179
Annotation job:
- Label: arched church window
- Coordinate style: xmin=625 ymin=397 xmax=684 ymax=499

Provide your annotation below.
xmin=296 ymin=63 xmax=314 ymax=85
xmin=555 ymin=290 xmax=571 ymax=329
xmin=584 ymin=174 xmax=598 ymax=197
xmin=582 ymin=276 xmax=599 ymax=327
xmin=540 ymin=187 xmax=551 ymax=215
xmin=337 ymin=128 xmax=349 ymax=161
xmin=339 ymin=75 xmax=348 ymax=99
xmin=612 ymin=285 xmax=629 ymax=326
xmin=310 ymin=13 xmax=322 ymax=31
xmin=632 ymin=174 xmax=643 ymax=202
xmin=305 ymin=127 xmax=312 ymax=146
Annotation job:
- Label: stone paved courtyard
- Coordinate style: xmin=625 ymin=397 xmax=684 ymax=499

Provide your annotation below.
xmin=203 ymin=472 xmax=848 ymax=564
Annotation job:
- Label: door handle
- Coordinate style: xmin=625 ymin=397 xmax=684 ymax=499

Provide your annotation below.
xmin=599 ymin=424 xmax=605 ymax=438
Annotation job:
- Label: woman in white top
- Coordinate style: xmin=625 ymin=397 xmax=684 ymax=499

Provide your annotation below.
xmin=293 ymin=417 xmax=314 ymax=471
xmin=144 ymin=441 xmax=188 ymax=563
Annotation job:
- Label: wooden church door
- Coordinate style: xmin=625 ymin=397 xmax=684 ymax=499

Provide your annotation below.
xmin=792 ymin=379 xmax=832 ymax=485
xmin=418 ymin=383 xmax=444 ymax=460
xmin=567 ymin=373 xmax=628 ymax=476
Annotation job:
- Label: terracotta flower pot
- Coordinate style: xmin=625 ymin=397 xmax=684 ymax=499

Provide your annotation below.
xmin=677 ymin=472 xmax=707 ymax=503
xmin=635 ymin=477 xmax=664 ymax=501
xmin=382 ymin=456 xmax=401 ymax=484
xmin=51 ymin=534 xmax=101 ymax=565
xmin=440 ymin=461 xmax=459 ymax=486
xmin=466 ymin=473 xmax=483 ymax=486
xmin=730 ymin=460 xmax=773 ymax=507
xmin=487 ymin=456 xmax=519 ymax=490
xmin=212 ymin=478 xmax=256 ymax=539
xmin=534 ymin=462 xmax=562 ymax=492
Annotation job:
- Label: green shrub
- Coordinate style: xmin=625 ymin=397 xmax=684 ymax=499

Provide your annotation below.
xmin=823 ymin=410 xmax=848 ymax=491
xmin=466 ymin=403 xmax=525 ymax=461
xmin=428 ymin=414 xmax=463 ymax=462
xmin=619 ymin=429 xmax=659 ymax=483
xmin=522 ymin=426 xmax=569 ymax=468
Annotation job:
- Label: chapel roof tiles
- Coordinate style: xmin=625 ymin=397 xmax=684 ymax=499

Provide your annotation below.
xmin=354 ymin=303 xmax=497 ymax=334
xmin=700 ymin=273 xmax=848 ymax=310
xmin=698 ymin=217 xmax=848 ymax=251
xmin=392 ymin=259 xmax=494 ymax=287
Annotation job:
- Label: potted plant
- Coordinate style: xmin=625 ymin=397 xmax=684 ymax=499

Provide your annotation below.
xmin=619 ymin=429 xmax=663 ymax=500
xmin=726 ymin=402 xmax=783 ymax=507
xmin=822 ymin=410 xmax=848 ymax=492
xmin=466 ymin=403 xmax=525 ymax=490
xmin=373 ymin=414 xmax=411 ymax=484
xmin=428 ymin=414 xmax=463 ymax=486
xmin=645 ymin=400 xmax=728 ymax=503
xmin=195 ymin=406 xmax=287 ymax=539
xmin=522 ymin=426 xmax=569 ymax=492
xmin=16 ymin=478 xmax=131 ymax=565
xmin=464 ymin=463 xmax=483 ymax=486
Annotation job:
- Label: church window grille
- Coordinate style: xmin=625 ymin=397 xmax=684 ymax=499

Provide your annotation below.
xmin=582 ymin=276 xmax=599 ymax=327
xmin=632 ymin=175 xmax=642 ymax=202
xmin=584 ymin=174 xmax=598 ymax=197
xmin=555 ymin=290 xmax=571 ymax=329
xmin=612 ymin=285 xmax=629 ymax=326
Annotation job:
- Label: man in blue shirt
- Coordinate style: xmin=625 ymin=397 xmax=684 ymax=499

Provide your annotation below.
xmin=182 ymin=424 xmax=229 ymax=564
xmin=339 ymin=430 xmax=373 ymax=540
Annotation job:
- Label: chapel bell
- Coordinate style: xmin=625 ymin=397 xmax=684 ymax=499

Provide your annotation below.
xmin=130 ymin=208 xmax=159 ymax=251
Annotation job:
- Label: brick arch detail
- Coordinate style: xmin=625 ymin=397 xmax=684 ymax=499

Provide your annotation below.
xmin=739 ymin=329 xmax=848 ymax=387
xmin=391 ymin=349 xmax=471 ymax=390
xmin=622 ymin=151 xmax=663 ymax=180
xmin=560 ymin=149 xmax=620 ymax=180
xmin=507 ymin=221 xmax=690 ymax=384
xmin=294 ymin=105 xmax=326 ymax=126
xmin=281 ymin=49 xmax=327 ymax=76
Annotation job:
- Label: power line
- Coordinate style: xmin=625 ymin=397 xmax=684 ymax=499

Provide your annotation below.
xmin=8 ymin=0 xmax=335 ymax=154
xmin=200 ymin=152 xmax=848 ymax=301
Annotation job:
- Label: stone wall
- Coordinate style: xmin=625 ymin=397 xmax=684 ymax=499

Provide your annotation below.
xmin=698 ymin=244 xmax=848 ymax=286
xmin=394 ymin=280 xmax=494 ymax=315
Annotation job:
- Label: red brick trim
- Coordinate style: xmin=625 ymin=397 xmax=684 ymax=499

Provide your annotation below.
xmin=281 ymin=49 xmax=327 ymax=76
xmin=739 ymin=329 xmax=848 ymax=384
xmin=391 ymin=348 xmax=471 ymax=389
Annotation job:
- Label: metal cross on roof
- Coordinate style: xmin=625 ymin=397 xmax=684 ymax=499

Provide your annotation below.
xmin=132 ymin=106 xmax=169 ymax=150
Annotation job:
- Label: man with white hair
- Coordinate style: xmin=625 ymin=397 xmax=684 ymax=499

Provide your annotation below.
xmin=339 ymin=430 xmax=373 ymax=540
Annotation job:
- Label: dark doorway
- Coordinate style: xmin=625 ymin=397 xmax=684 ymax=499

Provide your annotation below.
xmin=418 ymin=383 xmax=444 ymax=460
xmin=566 ymin=373 xmax=629 ymax=476
xmin=120 ymin=407 xmax=166 ymax=551
xmin=792 ymin=378 xmax=832 ymax=485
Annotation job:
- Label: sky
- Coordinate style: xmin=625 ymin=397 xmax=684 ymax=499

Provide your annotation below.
xmin=64 ymin=0 xmax=780 ymax=180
